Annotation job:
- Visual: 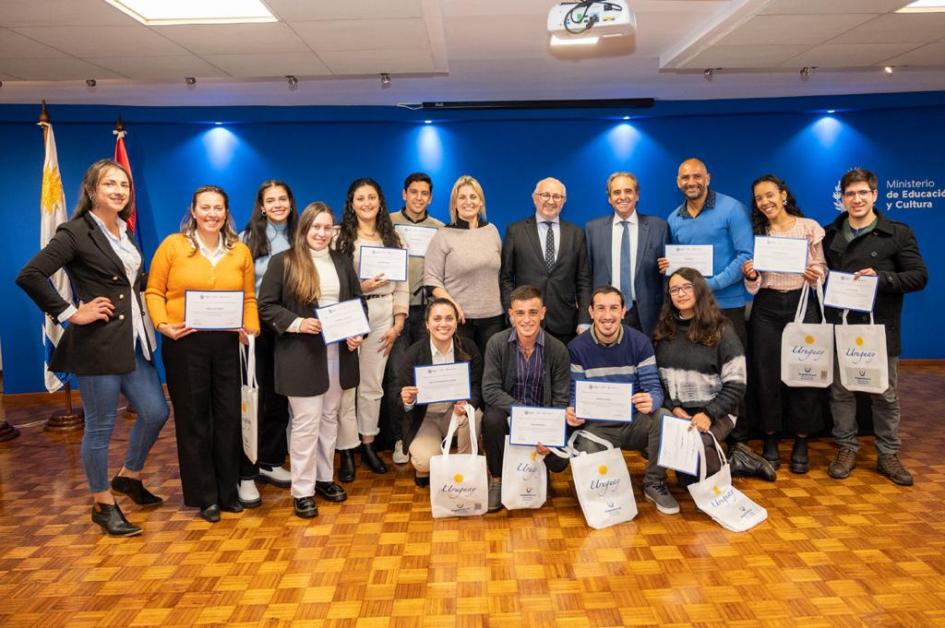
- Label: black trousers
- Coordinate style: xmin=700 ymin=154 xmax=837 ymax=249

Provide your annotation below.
xmin=750 ymin=289 xmax=824 ymax=436
xmin=721 ymin=305 xmax=751 ymax=443
xmin=482 ymin=407 xmax=510 ymax=477
xmin=458 ymin=314 xmax=506 ymax=358
xmin=240 ymin=326 xmax=290 ymax=477
xmin=163 ymin=331 xmax=241 ymax=509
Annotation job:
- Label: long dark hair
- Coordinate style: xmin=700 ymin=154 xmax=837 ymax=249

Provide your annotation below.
xmin=336 ymin=177 xmax=400 ymax=258
xmin=653 ymin=267 xmax=728 ymax=347
xmin=424 ymin=297 xmax=471 ymax=362
xmin=283 ymin=202 xmax=334 ymax=305
xmin=242 ymin=180 xmax=299 ymax=259
xmin=71 ymin=159 xmax=134 ymax=222
xmin=749 ymin=174 xmax=804 ymax=235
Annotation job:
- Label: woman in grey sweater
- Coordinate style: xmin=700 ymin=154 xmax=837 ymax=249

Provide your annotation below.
xmin=424 ymin=175 xmax=504 ymax=356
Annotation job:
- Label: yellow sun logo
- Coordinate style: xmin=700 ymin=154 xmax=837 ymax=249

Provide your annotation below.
xmin=805 ymin=335 xmax=815 ymax=345
xmin=41 ymin=164 xmax=64 ymax=215
xmin=598 ymin=465 xmax=607 ymax=475
xmin=530 ymin=451 xmax=538 ymax=461
xmin=855 ymin=337 xmax=864 ymax=346
xmin=240 ymin=402 xmax=246 ymax=413
xmin=453 ymin=473 xmax=463 ymax=484
xmin=712 ymin=486 xmax=722 ymax=495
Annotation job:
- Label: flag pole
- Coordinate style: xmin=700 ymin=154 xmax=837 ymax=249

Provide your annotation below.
xmin=38 ymin=101 xmax=84 ymax=432
xmin=112 ymin=115 xmax=138 ymax=420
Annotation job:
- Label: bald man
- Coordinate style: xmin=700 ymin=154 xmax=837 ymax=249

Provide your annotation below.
xmin=500 ymin=177 xmax=592 ymax=346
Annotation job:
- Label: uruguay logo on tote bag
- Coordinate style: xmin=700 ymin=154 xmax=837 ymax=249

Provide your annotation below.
xmin=781 ymin=282 xmax=833 ymax=388
xmin=429 ymin=404 xmax=488 ymax=518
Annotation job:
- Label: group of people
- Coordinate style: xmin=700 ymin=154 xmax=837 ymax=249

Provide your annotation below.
xmin=16 ymin=157 xmax=927 ymax=537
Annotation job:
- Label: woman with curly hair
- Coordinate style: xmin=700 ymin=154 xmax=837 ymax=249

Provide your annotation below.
xmin=334 ymin=178 xmax=408 ymax=479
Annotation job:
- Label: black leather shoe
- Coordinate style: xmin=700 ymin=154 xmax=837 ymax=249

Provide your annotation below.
xmin=315 ymin=481 xmax=347 ymax=502
xmin=762 ymin=437 xmax=781 ymax=470
xmin=415 ymin=474 xmax=430 ymax=488
xmin=220 ymin=502 xmax=244 ymax=514
xmin=790 ymin=437 xmax=809 ymax=474
xmin=361 ymin=442 xmax=388 ymax=474
xmin=339 ymin=449 xmax=356 ymax=483
xmin=294 ymin=496 xmax=318 ymax=519
xmin=729 ymin=442 xmax=777 ymax=482
xmin=91 ymin=502 xmax=142 ymax=537
xmin=110 ymin=475 xmax=164 ymax=506
xmin=199 ymin=504 xmax=221 ymax=523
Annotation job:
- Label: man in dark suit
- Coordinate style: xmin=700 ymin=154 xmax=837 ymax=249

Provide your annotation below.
xmin=585 ymin=172 xmax=668 ymax=335
xmin=500 ymin=177 xmax=592 ymax=346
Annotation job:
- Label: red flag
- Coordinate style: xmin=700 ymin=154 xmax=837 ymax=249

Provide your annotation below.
xmin=113 ymin=118 xmax=137 ymax=234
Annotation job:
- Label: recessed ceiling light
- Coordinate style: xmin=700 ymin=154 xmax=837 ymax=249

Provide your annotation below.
xmin=827 ymin=109 xmax=836 ymax=114
xmin=896 ymin=0 xmax=945 ymax=13
xmin=104 ymin=0 xmax=277 ymax=25
xmin=424 ymin=120 xmax=432 ymax=124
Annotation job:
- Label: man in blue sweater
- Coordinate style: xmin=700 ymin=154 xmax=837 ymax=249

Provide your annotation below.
xmin=658 ymin=158 xmax=755 ymax=445
xmin=560 ymin=286 xmax=679 ymax=515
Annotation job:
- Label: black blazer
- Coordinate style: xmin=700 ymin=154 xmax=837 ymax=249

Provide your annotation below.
xmin=16 ymin=213 xmax=153 ymax=375
xmin=258 ymin=250 xmax=364 ymax=397
xmin=500 ymin=216 xmax=592 ymax=335
xmin=397 ymin=336 xmax=483 ymax=452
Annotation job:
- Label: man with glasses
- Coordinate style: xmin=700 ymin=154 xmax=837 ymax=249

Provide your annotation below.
xmin=585 ymin=172 xmax=669 ymax=334
xmin=823 ymin=167 xmax=927 ymax=486
xmin=500 ymin=177 xmax=592 ymax=346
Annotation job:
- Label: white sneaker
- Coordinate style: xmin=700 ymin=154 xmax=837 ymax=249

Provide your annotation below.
xmin=392 ymin=440 xmax=409 ymax=464
xmin=237 ymin=479 xmax=262 ymax=508
xmin=258 ymin=465 xmax=291 ymax=488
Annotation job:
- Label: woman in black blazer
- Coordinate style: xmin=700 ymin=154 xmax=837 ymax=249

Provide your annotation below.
xmin=398 ymin=298 xmax=483 ymax=487
xmin=16 ymin=159 xmax=169 ymax=537
xmin=257 ymin=202 xmax=364 ymax=519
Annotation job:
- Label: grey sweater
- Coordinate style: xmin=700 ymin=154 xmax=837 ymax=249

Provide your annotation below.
xmin=424 ymin=224 xmax=503 ymax=319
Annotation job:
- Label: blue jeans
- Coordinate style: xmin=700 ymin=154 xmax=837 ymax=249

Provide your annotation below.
xmin=76 ymin=347 xmax=169 ymax=493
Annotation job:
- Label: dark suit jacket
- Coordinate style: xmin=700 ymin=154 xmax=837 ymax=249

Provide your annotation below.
xmin=585 ymin=212 xmax=669 ymax=336
xmin=16 ymin=213 xmax=154 ymax=375
xmin=500 ymin=216 xmax=592 ymax=335
xmin=397 ymin=336 xmax=484 ymax=451
xmin=258 ymin=250 xmax=364 ymax=397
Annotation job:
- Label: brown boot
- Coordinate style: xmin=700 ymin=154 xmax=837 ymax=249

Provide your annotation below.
xmin=877 ymin=453 xmax=914 ymax=486
xmin=827 ymin=447 xmax=856 ymax=479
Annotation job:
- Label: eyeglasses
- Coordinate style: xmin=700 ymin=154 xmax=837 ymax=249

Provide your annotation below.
xmin=668 ymin=283 xmax=694 ymax=296
xmin=842 ymin=189 xmax=875 ymax=199
xmin=536 ymin=192 xmax=565 ymax=202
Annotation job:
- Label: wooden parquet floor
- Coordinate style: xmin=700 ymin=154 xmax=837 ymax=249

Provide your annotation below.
xmin=1 ymin=365 xmax=944 ymax=627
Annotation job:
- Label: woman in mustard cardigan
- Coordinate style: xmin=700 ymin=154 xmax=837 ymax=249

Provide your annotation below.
xmin=145 ymin=185 xmax=259 ymax=523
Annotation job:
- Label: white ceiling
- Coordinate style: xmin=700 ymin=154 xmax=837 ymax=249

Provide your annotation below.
xmin=0 ymin=0 xmax=943 ymax=106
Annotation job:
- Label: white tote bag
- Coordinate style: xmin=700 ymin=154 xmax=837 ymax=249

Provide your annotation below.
xmin=781 ymin=282 xmax=834 ymax=388
xmin=568 ymin=431 xmax=638 ymax=529
xmin=240 ymin=335 xmax=259 ymax=464
xmin=429 ymin=404 xmax=488 ymax=518
xmin=835 ymin=310 xmax=889 ymax=394
xmin=501 ymin=436 xmax=547 ymax=510
xmin=688 ymin=433 xmax=767 ymax=532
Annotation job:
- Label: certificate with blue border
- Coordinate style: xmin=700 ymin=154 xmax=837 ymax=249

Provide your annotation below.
xmin=316 ymin=298 xmax=370 ymax=344
xmin=753 ymin=236 xmax=809 ymax=274
xmin=358 ymin=245 xmax=408 ymax=282
xmin=574 ymin=380 xmax=634 ymax=422
xmin=414 ymin=362 xmax=471 ymax=405
xmin=184 ymin=290 xmax=243 ymax=330
xmin=509 ymin=406 xmax=566 ymax=447
xmin=823 ymin=271 xmax=878 ymax=313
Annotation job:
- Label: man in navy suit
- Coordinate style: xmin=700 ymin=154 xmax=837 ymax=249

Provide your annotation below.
xmin=500 ymin=177 xmax=592 ymax=346
xmin=585 ymin=172 xmax=668 ymax=335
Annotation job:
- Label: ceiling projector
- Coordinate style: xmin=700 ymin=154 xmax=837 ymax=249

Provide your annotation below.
xmin=547 ymin=1 xmax=636 ymax=45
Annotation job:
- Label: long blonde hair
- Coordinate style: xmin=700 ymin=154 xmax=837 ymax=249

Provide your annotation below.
xmin=285 ymin=202 xmax=335 ymax=304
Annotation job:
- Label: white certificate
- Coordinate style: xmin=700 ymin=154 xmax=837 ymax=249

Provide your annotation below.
xmin=753 ymin=236 xmax=808 ymax=274
xmin=574 ymin=380 xmax=634 ymax=422
xmin=823 ymin=271 xmax=879 ymax=313
xmin=665 ymin=244 xmax=714 ymax=277
xmin=509 ymin=406 xmax=566 ymax=447
xmin=315 ymin=298 xmax=370 ymax=344
xmin=657 ymin=415 xmax=702 ymax=476
xmin=394 ymin=225 xmax=438 ymax=257
xmin=358 ymin=245 xmax=408 ymax=282
xmin=184 ymin=290 xmax=243 ymax=330
xmin=415 ymin=362 xmax=471 ymax=405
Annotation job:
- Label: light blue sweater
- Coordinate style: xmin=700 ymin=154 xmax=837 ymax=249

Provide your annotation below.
xmin=241 ymin=223 xmax=291 ymax=294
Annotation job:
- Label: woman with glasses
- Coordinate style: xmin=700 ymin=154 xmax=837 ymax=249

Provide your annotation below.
xmin=742 ymin=174 xmax=827 ymax=474
xmin=425 ymin=175 xmax=504 ymax=356
xmin=652 ymin=268 xmax=752 ymax=487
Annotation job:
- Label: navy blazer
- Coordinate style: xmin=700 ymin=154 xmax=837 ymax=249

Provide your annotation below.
xmin=585 ymin=212 xmax=669 ymax=336
xmin=16 ymin=213 xmax=154 ymax=375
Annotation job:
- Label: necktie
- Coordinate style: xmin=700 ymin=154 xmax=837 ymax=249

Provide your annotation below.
xmin=543 ymin=221 xmax=555 ymax=272
xmin=620 ymin=220 xmax=633 ymax=304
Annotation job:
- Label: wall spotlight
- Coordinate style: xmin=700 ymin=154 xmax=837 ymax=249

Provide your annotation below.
xmin=883 ymin=65 xmax=894 ymax=74
xmin=380 ymin=73 xmax=391 ymax=88
xmin=800 ymin=66 xmax=815 ymax=81
xmin=185 ymin=76 xmax=197 ymax=86
xmin=703 ymin=68 xmax=714 ymax=82
xmin=85 ymin=79 xmax=97 ymax=88
xmin=286 ymin=75 xmax=299 ymax=90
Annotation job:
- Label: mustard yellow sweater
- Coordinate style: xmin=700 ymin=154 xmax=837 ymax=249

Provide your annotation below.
xmin=145 ymin=233 xmax=260 ymax=333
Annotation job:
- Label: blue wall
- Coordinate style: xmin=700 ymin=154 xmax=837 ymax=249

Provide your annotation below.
xmin=2 ymin=92 xmax=943 ymax=393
